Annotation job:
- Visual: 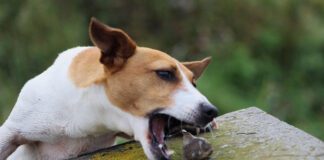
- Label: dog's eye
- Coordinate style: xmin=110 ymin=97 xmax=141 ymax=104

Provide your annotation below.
xmin=155 ymin=70 xmax=176 ymax=81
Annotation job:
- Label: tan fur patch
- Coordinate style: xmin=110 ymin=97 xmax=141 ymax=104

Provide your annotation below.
xmin=69 ymin=47 xmax=106 ymax=87
xmin=69 ymin=47 xmax=196 ymax=116
xmin=104 ymin=47 xmax=186 ymax=116
xmin=178 ymin=64 xmax=194 ymax=85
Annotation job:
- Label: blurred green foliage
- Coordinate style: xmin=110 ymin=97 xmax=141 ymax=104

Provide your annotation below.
xmin=0 ymin=0 xmax=323 ymax=139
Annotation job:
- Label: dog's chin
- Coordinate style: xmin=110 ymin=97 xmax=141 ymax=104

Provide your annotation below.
xmin=148 ymin=113 xmax=214 ymax=160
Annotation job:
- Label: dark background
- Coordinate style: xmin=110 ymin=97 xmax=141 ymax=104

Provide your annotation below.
xmin=0 ymin=0 xmax=323 ymax=139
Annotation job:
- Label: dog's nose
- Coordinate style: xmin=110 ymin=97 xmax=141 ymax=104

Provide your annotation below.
xmin=200 ymin=103 xmax=218 ymax=118
xmin=198 ymin=103 xmax=218 ymax=125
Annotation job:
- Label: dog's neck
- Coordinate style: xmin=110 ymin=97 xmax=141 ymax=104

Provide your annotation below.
xmin=68 ymin=81 xmax=136 ymax=137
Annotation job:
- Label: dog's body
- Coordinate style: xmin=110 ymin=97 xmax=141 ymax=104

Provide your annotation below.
xmin=2 ymin=47 xmax=134 ymax=159
xmin=0 ymin=18 xmax=218 ymax=160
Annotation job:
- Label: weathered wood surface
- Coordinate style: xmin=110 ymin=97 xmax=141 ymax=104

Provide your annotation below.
xmin=72 ymin=107 xmax=324 ymax=160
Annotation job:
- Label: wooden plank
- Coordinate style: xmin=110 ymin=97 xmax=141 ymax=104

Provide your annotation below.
xmin=71 ymin=107 xmax=324 ymax=160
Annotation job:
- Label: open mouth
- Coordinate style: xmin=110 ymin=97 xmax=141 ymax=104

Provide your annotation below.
xmin=148 ymin=113 xmax=216 ymax=160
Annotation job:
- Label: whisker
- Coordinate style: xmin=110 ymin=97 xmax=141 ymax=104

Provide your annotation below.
xmin=208 ymin=125 xmax=215 ymax=139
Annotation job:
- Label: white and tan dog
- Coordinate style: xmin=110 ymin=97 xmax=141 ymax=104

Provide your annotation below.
xmin=0 ymin=18 xmax=218 ymax=160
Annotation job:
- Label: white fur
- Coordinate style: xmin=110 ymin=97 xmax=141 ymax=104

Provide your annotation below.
xmin=161 ymin=63 xmax=212 ymax=124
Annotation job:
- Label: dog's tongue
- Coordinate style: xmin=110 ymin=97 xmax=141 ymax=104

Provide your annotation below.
xmin=151 ymin=116 xmax=170 ymax=159
xmin=152 ymin=116 xmax=165 ymax=144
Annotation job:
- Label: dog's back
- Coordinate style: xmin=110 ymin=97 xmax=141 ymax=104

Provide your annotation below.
xmin=1 ymin=47 xmax=121 ymax=159
xmin=4 ymin=47 xmax=89 ymax=136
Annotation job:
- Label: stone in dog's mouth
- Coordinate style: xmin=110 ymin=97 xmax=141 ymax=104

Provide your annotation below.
xmin=148 ymin=114 xmax=215 ymax=160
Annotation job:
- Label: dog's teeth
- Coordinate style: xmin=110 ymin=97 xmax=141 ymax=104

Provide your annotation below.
xmin=196 ymin=128 xmax=200 ymax=134
xmin=158 ymin=144 xmax=163 ymax=149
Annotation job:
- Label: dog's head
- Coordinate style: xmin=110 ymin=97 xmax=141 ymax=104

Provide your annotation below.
xmin=89 ymin=18 xmax=218 ymax=160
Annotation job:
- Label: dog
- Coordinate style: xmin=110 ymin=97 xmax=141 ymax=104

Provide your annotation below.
xmin=0 ymin=18 xmax=218 ymax=160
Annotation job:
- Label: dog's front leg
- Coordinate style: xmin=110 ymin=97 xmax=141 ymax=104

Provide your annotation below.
xmin=0 ymin=126 xmax=20 ymax=159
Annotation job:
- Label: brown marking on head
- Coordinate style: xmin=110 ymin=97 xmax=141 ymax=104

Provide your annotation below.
xmin=69 ymin=47 xmax=106 ymax=87
xmin=104 ymin=47 xmax=186 ymax=116
xmin=177 ymin=63 xmax=195 ymax=88
xmin=69 ymin=48 xmax=186 ymax=116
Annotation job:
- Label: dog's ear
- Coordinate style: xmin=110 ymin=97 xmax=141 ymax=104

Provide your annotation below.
xmin=182 ymin=57 xmax=211 ymax=79
xmin=89 ymin=17 xmax=137 ymax=72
